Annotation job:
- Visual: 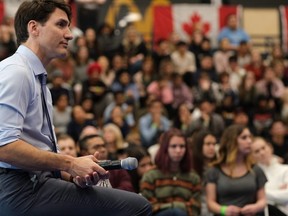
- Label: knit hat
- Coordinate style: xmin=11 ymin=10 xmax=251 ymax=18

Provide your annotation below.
xmin=87 ymin=62 xmax=102 ymax=76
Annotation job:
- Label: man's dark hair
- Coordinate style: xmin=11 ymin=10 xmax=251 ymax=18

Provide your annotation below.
xmin=14 ymin=0 xmax=72 ymax=46
xmin=78 ymin=134 xmax=102 ymax=151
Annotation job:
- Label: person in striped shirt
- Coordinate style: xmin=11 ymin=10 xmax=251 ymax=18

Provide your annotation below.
xmin=140 ymin=128 xmax=201 ymax=216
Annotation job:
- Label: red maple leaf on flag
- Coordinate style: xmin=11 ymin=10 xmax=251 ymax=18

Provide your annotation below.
xmin=182 ymin=12 xmax=211 ymax=36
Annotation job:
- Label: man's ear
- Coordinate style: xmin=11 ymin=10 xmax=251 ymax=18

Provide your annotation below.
xmin=27 ymin=20 xmax=39 ymax=37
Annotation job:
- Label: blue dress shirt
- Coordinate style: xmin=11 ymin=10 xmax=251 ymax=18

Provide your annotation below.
xmin=0 ymin=45 xmax=57 ymax=169
xmin=218 ymin=27 xmax=250 ymax=46
xmin=139 ymin=113 xmax=171 ymax=148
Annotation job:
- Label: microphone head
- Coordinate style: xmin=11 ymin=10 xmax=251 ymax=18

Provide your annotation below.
xmin=121 ymin=157 xmax=138 ymax=170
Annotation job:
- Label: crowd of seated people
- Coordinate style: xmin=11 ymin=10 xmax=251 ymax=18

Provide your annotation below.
xmin=1 ymin=5 xmax=288 ymax=215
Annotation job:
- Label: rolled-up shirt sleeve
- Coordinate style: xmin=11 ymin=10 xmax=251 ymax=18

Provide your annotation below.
xmin=0 ymin=63 xmax=32 ymax=145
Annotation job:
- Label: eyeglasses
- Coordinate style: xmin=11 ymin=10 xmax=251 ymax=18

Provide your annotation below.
xmin=169 ymin=144 xmax=186 ymax=149
xmin=92 ymin=143 xmax=106 ymax=150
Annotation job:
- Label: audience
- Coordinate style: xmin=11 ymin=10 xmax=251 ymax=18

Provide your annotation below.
xmin=2 ymin=2 xmax=288 ymax=212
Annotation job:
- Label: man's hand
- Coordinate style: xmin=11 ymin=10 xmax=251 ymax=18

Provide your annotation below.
xmin=73 ymin=171 xmax=100 ymax=188
xmin=68 ymin=154 xmax=108 ymax=188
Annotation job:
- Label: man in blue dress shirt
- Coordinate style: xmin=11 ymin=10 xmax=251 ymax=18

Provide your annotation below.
xmin=218 ymin=14 xmax=250 ymax=49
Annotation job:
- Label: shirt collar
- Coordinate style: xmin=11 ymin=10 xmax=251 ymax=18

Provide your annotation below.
xmin=16 ymin=45 xmax=47 ymax=77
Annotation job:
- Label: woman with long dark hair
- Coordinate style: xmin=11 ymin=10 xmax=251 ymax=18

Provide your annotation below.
xmin=191 ymin=129 xmax=217 ymax=216
xmin=126 ymin=145 xmax=154 ymax=194
xmin=141 ymin=128 xmax=201 ymax=216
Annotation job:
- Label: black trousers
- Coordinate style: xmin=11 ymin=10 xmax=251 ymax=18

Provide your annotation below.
xmin=268 ymin=204 xmax=287 ymax=216
xmin=0 ymin=169 xmax=152 ymax=216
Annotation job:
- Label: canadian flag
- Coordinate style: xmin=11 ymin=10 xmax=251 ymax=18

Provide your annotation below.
xmin=153 ymin=4 xmax=242 ymax=47
xmin=0 ymin=1 xmax=4 ymax=24
xmin=280 ymin=6 xmax=288 ymax=53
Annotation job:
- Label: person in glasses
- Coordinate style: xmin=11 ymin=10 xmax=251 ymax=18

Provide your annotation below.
xmin=140 ymin=128 xmax=201 ymax=216
xmin=0 ymin=1 xmax=151 ymax=215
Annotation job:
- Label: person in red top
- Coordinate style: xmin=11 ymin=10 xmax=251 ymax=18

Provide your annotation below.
xmin=245 ymin=49 xmax=266 ymax=81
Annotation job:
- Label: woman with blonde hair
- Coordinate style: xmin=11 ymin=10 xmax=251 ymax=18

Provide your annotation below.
xmin=205 ymin=124 xmax=267 ymax=216
xmin=251 ymin=137 xmax=288 ymax=216
xmin=103 ymin=123 xmax=128 ymax=159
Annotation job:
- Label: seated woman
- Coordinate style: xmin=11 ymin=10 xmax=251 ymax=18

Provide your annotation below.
xmin=251 ymin=137 xmax=288 ymax=216
xmin=140 ymin=128 xmax=201 ymax=216
xmin=105 ymin=105 xmax=130 ymax=138
xmin=191 ymin=129 xmax=217 ymax=216
xmin=102 ymin=123 xmax=128 ymax=160
xmin=205 ymin=124 xmax=267 ymax=216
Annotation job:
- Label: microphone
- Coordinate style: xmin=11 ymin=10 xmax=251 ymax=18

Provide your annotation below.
xmin=97 ymin=157 xmax=138 ymax=170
